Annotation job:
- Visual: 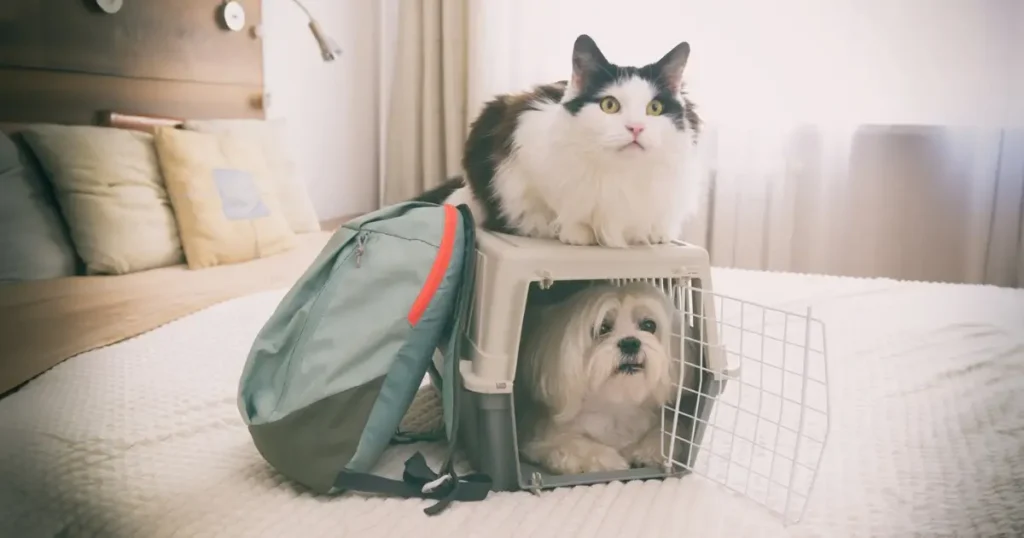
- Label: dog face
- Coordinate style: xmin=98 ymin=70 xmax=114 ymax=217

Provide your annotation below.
xmin=586 ymin=285 xmax=673 ymax=405
xmin=517 ymin=281 xmax=678 ymax=423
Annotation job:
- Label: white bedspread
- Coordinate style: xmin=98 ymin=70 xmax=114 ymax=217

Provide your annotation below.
xmin=1 ymin=269 xmax=1022 ymax=537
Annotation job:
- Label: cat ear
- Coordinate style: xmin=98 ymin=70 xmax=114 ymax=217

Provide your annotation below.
xmin=571 ymin=34 xmax=609 ymax=90
xmin=655 ymin=41 xmax=690 ymax=93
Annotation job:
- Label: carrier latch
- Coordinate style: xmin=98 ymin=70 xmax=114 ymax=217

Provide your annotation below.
xmin=537 ymin=271 xmax=554 ymax=290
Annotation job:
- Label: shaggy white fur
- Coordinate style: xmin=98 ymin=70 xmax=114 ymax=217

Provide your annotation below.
xmin=514 ymin=282 xmax=681 ymax=474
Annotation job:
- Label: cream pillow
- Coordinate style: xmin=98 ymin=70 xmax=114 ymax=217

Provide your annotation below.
xmin=153 ymin=127 xmax=296 ymax=269
xmin=182 ymin=118 xmax=321 ymax=233
xmin=21 ymin=124 xmax=184 ymax=275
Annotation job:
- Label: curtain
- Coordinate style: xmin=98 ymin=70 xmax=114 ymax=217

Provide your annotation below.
xmin=380 ymin=0 xmax=468 ymax=206
xmin=381 ymin=0 xmax=1024 ymax=286
xmin=703 ymin=125 xmax=1024 ymax=287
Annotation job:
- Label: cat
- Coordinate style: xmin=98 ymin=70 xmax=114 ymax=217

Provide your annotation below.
xmin=414 ymin=34 xmax=704 ymax=248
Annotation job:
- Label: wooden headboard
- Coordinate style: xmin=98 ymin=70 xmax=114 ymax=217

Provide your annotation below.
xmin=0 ymin=0 xmax=265 ymax=126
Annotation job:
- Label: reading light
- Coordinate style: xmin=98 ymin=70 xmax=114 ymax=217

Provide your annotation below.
xmin=290 ymin=0 xmax=342 ymax=62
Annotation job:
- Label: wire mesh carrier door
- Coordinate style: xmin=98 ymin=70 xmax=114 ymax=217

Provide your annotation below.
xmin=628 ymin=278 xmax=830 ymax=526
xmin=448 ymin=230 xmax=830 ymax=527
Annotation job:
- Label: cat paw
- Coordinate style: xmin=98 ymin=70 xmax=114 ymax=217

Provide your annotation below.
xmin=647 ymin=228 xmax=678 ymax=245
xmin=625 ymin=430 xmax=668 ymax=469
xmin=646 ymin=220 xmax=682 ymax=245
xmin=538 ymin=438 xmax=631 ymax=475
xmin=600 ymin=235 xmax=630 ymax=248
xmin=557 ymin=223 xmax=597 ymax=246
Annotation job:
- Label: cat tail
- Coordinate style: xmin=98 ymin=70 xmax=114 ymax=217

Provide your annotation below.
xmin=412 ymin=176 xmax=464 ymax=205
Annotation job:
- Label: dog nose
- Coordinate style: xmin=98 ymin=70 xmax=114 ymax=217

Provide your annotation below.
xmin=617 ymin=336 xmax=641 ymax=354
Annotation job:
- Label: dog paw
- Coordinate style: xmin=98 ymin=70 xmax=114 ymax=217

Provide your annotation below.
xmin=541 ymin=439 xmax=631 ymax=475
xmin=625 ymin=430 xmax=667 ymax=469
xmin=557 ymin=223 xmax=597 ymax=246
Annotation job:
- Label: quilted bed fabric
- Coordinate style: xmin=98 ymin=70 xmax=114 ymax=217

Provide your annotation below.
xmin=1 ymin=268 xmax=1022 ymax=537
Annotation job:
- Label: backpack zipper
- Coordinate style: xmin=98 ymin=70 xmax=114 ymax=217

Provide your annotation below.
xmin=354 ymin=231 xmax=369 ymax=268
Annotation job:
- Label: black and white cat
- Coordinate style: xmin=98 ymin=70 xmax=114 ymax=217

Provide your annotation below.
xmin=416 ymin=34 xmax=703 ymax=248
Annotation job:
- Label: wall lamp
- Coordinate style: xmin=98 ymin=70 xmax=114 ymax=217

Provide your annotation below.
xmin=290 ymin=0 xmax=342 ymax=62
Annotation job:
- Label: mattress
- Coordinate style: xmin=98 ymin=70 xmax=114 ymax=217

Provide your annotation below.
xmin=1 ymin=268 xmax=1022 ymax=537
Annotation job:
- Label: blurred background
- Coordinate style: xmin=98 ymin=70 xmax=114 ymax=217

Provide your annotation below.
xmin=1 ymin=0 xmax=1020 ymax=286
xmin=379 ymin=0 xmax=1023 ymax=286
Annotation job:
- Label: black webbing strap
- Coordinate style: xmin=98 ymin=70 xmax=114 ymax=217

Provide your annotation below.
xmin=334 ymin=453 xmax=491 ymax=514
xmin=389 ymin=431 xmax=444 ymax=445
xmin=333 ymin=203 xmax=491 ymax=515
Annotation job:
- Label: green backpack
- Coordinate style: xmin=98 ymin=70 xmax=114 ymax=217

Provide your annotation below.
xmin=236 ymin=201 xmax=490 ymax=515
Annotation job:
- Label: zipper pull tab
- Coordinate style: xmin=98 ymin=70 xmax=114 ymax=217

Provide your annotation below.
xmin=354 ymin=232 xmax=367 ymax=268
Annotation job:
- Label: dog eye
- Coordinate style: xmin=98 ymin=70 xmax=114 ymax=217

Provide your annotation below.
xmin=638 ymin=319 xmax=657 ymax=333
xmin=597 ymin=320 xmax=614 ymax=337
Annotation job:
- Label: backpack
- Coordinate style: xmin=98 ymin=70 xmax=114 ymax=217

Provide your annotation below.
xmin=236 ymin=201 xmax=491 ymax=515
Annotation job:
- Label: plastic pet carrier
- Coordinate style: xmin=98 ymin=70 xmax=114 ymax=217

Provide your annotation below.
xmin=431 ymin=230 xmax=831 ymax=525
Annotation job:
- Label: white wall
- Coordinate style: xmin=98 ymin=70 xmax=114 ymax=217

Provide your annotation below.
xmin=467 ymin=0 xmax=1019 ymax=128
xmin=261 ymin=0 xmax=379 ymax=221
xmin=378 ymin=0 xmax=400 ymax=209
xmin=1013 ymin=0 xmax=1024 ymax=126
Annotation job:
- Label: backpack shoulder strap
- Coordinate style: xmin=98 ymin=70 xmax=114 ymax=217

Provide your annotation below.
xmin=332 ymin=204 xmax=493 ymax=514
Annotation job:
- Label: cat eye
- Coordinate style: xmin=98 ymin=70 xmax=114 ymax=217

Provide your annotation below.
xmin=638 ymin=319 xmax=657 ymax=333
xmin=646 ymin=99 xmax=664 ymax=116
xmin=599 ymin=96 xmax=621 ymax=114
xmin=597 ymin=319 xmax=614 ymax=337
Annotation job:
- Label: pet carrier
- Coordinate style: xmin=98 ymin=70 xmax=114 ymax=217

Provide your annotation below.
xmin=430 ymin=230 xmax=831 ymax=525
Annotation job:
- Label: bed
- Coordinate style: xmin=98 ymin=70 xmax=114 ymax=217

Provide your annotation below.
xmin=2 ymin=233 xmax=1023 ymax=537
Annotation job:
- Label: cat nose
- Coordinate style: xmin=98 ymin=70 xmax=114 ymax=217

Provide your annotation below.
xmin=617 ymin=336 xmax=641 ymax=355
xmin=626 ymin=124 xmax=645 ymax=137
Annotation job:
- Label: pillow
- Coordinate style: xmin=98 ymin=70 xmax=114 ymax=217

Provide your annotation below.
xmin=182 ymin=118 xmax=321 ymax=233
xmin=152 ymin=127 xmax=297 ymax=269
xmin=20 ymin=124 xmax=184 ymax=275
xmin=0 ymin=131 xmax=80 ymax=280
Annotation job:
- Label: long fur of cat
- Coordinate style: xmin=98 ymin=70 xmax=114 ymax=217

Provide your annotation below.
xmin=415 ymin=34 xmax=704 ymax=247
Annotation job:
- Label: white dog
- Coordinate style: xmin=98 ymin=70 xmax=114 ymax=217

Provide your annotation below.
xmin=514 ymin=281 xmax=680 ymax=474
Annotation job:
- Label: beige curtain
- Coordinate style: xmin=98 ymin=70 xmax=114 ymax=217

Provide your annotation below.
xmin=698 ymin=126 xmax=1024 ymax=288
xmin=381 ymin=0 xmax=469 ymax=206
